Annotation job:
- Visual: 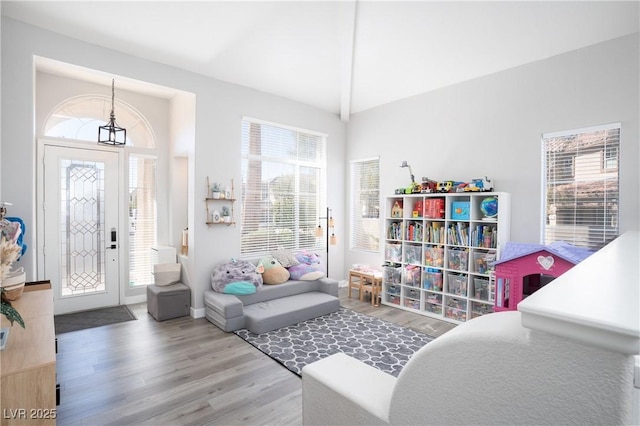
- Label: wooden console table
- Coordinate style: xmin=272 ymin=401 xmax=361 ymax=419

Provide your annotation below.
xmin=1 ymin=287 xmax=56 ymax=425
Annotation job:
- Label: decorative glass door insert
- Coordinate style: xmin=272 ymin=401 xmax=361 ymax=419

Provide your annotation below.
xmin=59 ymin=159 xmax=106 ymax=296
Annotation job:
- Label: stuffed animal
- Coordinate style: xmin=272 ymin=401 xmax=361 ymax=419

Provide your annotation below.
xmin=257 ymin=256 xmax=290 ymax=285
xmin=288 ymin=251 xmax=325 ymax=281
xmin=211 ymin=258 xmax=263 ymax=295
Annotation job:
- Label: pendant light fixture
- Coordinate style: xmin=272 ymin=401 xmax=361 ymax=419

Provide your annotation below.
xmin=98 ymin=78 xmax=126 ymax=146
xmin=315 ymin=207 xmax=337 ymax=277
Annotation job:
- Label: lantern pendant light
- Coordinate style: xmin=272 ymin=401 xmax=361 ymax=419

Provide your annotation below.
xmin=98 ymin=79 xmax=126 ymax=146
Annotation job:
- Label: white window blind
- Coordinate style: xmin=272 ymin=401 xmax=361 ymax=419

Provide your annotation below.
xmin=350 ymin=157 xmax=380 ymax=252
xmin=128 ymin=154 xmax=158 ymax=286
xmin=542 ymin=123 xmax=620 ymax=250
xmin=241 ymin=118 xmax=327 ymax=257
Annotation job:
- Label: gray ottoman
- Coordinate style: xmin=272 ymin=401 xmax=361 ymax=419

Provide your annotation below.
xmin=147 ymin=282 xmax=191 ymax=321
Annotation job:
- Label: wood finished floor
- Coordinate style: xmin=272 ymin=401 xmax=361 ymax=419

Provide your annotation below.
xmin=55 ymin=287 xmax=457 ymax=425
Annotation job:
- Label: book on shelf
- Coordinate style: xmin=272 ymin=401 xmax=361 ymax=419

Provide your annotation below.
xmin=472 ymin=224 xmax=497 ymax=248
xmin=426 ymin=222 xmax=444 ymax=244
xmin=405 ymin=221 xmax=424 ymax=242
xmin=447 ymin=222 xmax=469 ymax=246
xmin=387 ymin=222 xmax=402 ymax=240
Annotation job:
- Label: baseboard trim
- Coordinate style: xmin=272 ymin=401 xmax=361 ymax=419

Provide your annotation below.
xmin=124 ymin=294 xmax=146 ymax=305
xmin=191 ymin=307 xmax=205 ymax=318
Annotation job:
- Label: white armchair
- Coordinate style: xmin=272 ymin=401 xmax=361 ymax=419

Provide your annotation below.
xmin=303 ymin=310 xmax=637 ymax=425
xmin=303 ymin=232 xmax=640 ymax=425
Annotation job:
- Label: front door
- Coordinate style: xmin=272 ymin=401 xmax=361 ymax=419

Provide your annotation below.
xmin=43 ymin=145 xmax=121 ymax=315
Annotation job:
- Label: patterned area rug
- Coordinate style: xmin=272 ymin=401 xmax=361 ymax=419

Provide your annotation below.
xmin=234 ymin=308 xmax=434 ymax=377
xmin=54 ymin=305 xmax=137 ymax=334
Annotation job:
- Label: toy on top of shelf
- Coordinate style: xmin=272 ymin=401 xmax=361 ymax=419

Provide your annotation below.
xmin=464 ymin=177 xmax=494 ymax=192
xmin=437 ymin=181 xmax=453 ymax=193
xmin=420 ymin=177 xmax=437 ymax=193
xmin=399 ymin=161 xmax=422 ymax=194
xmin=437 ymin=181 xmax=466 ymax=193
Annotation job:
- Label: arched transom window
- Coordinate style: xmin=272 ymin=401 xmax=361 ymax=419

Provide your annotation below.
xmin=44 ymin=95 xmax=156 ymax=149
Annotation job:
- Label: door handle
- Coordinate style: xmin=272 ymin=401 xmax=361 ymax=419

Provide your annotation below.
xmin=107 ymin=227 xmax=117 ymax=249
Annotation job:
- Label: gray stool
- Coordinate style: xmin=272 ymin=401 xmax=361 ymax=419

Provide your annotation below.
xmin=147 ymin=282 xmax=191 ymax=321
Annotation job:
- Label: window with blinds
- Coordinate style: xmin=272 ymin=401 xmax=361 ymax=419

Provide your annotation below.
xmin=542 ymin=123 xmax=620 ymax=250
xmin=240 ymin=118 xmax=327 ymax=257
xmin=350 ymin=158 xmax=380 ymax=252
xmin=128 ymin=154 xmax=158 ymax=286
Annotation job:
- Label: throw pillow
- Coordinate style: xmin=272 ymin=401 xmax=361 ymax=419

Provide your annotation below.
xmin=288 ymin=251 xmax=325 ymax=281
xmin=257 ymin=256 xmax=290 ymax=285
xmin=272 ymin=249 xmax=300 ymax=268
xmin=223 ymin=281 xmax=257 ymax=295
xmin=211 ymin=258 xmax=263 ymax=294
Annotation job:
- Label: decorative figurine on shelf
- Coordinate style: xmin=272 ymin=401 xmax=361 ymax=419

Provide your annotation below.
xmin=212 ymin=209 xmax=221 ymax=223
xmin=480 ymin=197 xmax=498 ymax=219
xmin=391 ymin=201 xmax=403 ymax=218
xmin=224 ymin=187 xmax=232 ymax=200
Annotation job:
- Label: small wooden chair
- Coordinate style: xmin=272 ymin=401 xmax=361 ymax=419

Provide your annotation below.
xmin=348 ymin=270 xmax=382 ymax=306
xmin=360 ymin=275 xmax=382 ymax=306
xmin=348 ymin=270 xmax=364 ymax=299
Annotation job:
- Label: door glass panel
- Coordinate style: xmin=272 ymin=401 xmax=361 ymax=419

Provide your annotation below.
xmin=60 ymin=159 xmax=106 ymax=296
xmin=128 ymin=155 xmax=157 ymax=287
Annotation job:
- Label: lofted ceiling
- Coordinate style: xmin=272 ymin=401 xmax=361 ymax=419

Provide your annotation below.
xmin=2 ymin=1 xmax=639 ymax=120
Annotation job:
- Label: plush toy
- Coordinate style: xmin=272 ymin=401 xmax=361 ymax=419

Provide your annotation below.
xmin=257 ymin=256 xmax=290 ymax=285
xmin=211 ymin=258 xmax=263 ymax=295
xmin=287 ymin=251 xmax=325 ymax=281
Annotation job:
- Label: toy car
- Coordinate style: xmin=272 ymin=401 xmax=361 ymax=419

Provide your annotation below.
xmin=464 ymin=177 xmax=493 ymax=192
xmin=420 ymin=177 xmax=437 ymax=193
xmin=437 ymin=181 xmax=453 ymax=193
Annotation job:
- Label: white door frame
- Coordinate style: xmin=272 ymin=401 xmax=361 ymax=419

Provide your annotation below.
xmin=36 ymin=138 xmax=128 ymax=312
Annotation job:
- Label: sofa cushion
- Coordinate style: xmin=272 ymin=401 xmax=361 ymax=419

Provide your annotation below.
xmin=244 ymin=291 xmax=340 ymax=334
xmin=235 ymin=279 xmax=322 ymax=305
xmin=204 ymin=290 xmax=244 ymax=319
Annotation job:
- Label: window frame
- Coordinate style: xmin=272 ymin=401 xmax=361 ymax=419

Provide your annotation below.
xmin=541 ymin=122 xmax=620 ymax=250
xmin=350 ymin=157 xmax=380 ymax=252
xmin=240 ymin=117 xmax=327 ymax=258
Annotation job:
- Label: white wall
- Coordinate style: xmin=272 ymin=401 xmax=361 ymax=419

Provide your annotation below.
xmin=1 ymin=17 xmax=346 ymax=313
xmin=345 ymin=33 xmax=640 ymax=270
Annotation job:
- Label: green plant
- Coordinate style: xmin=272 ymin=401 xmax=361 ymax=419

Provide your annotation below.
xmin=222 ymin=206 xmax=230 ymax=216
xmin=1 ymin=290 xmax=25 ymax=328
xmin=211 ymin=182 xmax=222 ymax=193
xmin=0 ymin=237 xmax=25 ymax=328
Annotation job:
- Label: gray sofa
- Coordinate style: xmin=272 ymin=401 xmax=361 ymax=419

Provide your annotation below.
xmin=204 ymin=277 xmax=340 ymax=334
